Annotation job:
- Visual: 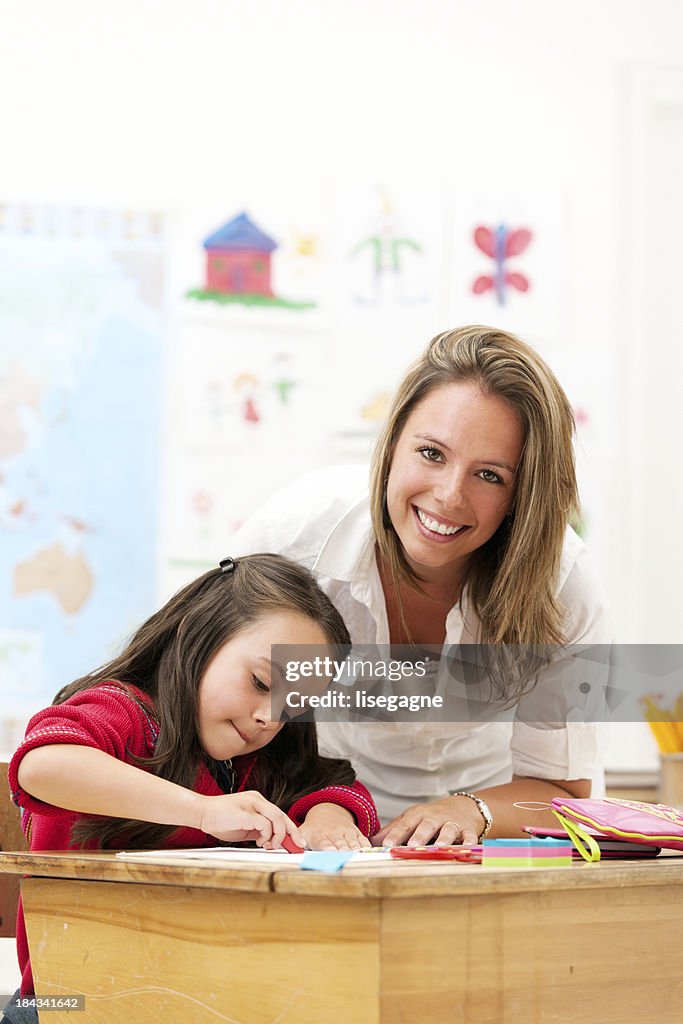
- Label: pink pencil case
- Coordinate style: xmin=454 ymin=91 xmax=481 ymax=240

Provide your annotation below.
xmin=551 ymin=797 xmax=683 ymax=862
xmin=523 ymin=825 xmax=660 ymax=859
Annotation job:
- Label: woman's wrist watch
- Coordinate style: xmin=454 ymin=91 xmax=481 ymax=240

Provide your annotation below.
xmin=450 ymin=790 xmax=493 ymax=841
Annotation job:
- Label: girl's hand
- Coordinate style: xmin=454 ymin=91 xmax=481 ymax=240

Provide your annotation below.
xmin=371 ymin=796 xmax=483 ymax=848
xmin=197 ymin=790 xmax=307 ymax=850
xmin=299 ymin=803 xmax=367 ymax=851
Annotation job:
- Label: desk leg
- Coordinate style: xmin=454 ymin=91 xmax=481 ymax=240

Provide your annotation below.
xmin=22 ymin=878 xmax=381 ymax=1024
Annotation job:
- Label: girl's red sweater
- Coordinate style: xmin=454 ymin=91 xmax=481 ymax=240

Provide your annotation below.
xmin=7 ymin=682 xmax=379 ymax=996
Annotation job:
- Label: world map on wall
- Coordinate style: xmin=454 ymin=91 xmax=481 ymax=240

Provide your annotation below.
xmin=0 ymin=206 xmax=165 ymax=719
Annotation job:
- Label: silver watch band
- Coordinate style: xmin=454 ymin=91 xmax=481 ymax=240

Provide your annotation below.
xmin=450 ymin=790 xmax=493 ymax=841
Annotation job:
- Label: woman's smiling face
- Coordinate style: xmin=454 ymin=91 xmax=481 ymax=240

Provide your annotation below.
xmin=385 ymin=381 xmax=524 ymax=584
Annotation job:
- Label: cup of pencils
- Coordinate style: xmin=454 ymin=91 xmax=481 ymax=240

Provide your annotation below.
xmin=642 ymin=695 xmax=683 ymax=809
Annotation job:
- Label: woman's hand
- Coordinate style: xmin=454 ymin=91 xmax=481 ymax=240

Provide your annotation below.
xmin=299 ymin=803 xmax=367 ymax=851
xmin=196 ymin=790 xmax=307 ymax=850
xmin=371 ymin=795 xmax=484 ymax=847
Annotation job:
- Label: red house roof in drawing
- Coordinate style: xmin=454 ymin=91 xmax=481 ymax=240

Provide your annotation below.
xmin=202 ymin=212 xmax=278 ymax=296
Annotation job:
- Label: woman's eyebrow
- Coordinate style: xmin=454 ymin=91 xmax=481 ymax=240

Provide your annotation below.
xmin=481 ymin=459 xmax=517 ymax=474
xmin=414 ymin=432 xmax=450 ymax=448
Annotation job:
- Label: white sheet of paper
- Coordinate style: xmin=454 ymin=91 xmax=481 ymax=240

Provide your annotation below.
xmin=115 ymin=846 xmax=398 ymax=868
xmin=116 ymin=846 xmax=304 ymax=864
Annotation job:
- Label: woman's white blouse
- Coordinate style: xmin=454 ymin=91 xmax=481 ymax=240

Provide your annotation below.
xmin=232 ymin=464 xmax=613 ymax=822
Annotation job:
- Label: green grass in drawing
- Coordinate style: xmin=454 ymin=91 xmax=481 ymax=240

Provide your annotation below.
xmin=186 ymin=288 xmax=316 ymax=310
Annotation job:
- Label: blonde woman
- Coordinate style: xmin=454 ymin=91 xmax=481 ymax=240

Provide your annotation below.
xmin=233 ymin=326 xmax=611 ymax=845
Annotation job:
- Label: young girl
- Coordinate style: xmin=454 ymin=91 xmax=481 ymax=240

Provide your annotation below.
xmin=6 ymin=553 xmax=379 ymax=1008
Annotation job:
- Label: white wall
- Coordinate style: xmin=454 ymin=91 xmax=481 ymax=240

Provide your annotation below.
xmin=2 ymin=0 xmax=682 ymax=768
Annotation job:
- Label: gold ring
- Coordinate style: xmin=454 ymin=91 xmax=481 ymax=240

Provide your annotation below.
xmin=442 ymin=821 xmax=461 ymax=829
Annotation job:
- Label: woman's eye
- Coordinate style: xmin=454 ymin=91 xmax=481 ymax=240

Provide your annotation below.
xmin=417 ymin=445 xmax=443 ymax=463
xmin=252 ymin=674 xmax=270 ymax=693
xmin=478 ymin=468 xmax=503 ymax=484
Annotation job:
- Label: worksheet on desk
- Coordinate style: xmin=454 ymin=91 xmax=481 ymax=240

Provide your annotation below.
xmin=115 ymin=846 xmax=397 ymax=867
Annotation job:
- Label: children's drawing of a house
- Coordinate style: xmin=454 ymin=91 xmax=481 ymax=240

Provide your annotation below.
xmin=203 ymin=212 xmax=277 ymax=297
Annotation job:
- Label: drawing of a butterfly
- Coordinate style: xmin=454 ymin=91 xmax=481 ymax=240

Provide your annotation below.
xmin=472 ymin=224 xmax=532 ymax=306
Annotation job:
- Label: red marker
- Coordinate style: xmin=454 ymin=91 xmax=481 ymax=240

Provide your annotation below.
xmin=390 ymin=845 xmax=482 ymax=863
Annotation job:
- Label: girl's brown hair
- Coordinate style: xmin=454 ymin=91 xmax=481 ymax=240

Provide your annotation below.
xmin=56 ymin=554 xmax=353 ymax=848
xmin=370 ymin=326 xmax=578 ymax=692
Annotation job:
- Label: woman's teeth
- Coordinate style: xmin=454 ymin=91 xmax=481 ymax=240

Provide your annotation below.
xmin=417 ymin=509 xmax=464 ymax=536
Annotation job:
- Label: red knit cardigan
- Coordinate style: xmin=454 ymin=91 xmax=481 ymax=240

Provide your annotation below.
xmin=8 ymin=682 xmax=379 ymax=996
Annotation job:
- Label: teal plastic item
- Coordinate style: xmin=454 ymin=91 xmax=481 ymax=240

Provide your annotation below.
xmin=300 ymin=850 xmax=355 ymax=873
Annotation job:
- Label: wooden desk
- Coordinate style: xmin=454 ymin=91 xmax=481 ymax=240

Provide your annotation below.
xmin=1 ymin=850 xmax=682 ymax=1023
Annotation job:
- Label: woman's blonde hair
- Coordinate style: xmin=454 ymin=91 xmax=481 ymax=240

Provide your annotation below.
xmin=370 ymin=325 xmax=578 ymax=649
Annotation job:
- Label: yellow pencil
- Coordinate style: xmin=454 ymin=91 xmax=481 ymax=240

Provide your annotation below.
xmin=641 ymin=696 xmax=680 ymax=754
xmin=662 ymin=714 xmax=683 ymax=754
xmin=673 ymin=696 xmax=683 ymax=751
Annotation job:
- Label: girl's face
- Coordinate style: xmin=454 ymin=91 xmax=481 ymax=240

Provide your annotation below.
xmin=386 ymin=381 xmax=524 ymax=585
xmin=198 ymin=609 xmax=329 ymax=760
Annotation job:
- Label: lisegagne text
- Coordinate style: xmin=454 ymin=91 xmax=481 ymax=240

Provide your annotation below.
xmin=285 ymin=690 xmax=443 ymax=712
